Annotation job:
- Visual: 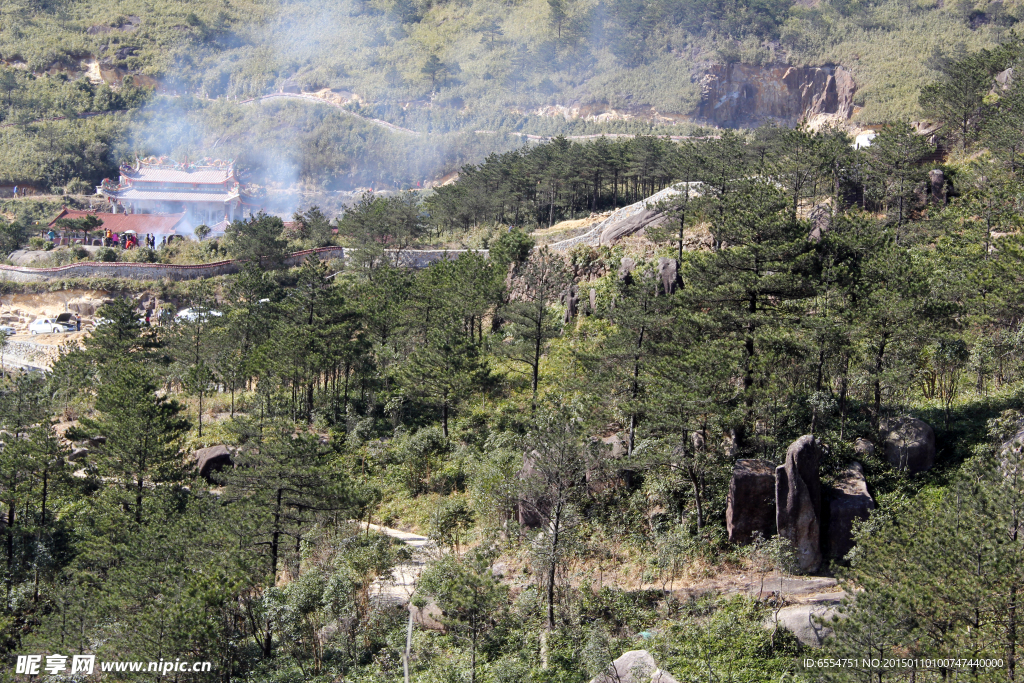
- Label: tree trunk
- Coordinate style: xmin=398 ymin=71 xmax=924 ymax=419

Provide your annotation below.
xmin=6 ymin=504 xmax=13 ymax=605
xmin=471 ymin=619 xmax=478 ymax=683
xmin=546 ymin=503 xmax=561 ymax=631
xmin=532 ymin=314 xmax=542 ymax=408
xmin=136 ymin=475 xmax=144 ymax=524
xmin=442 ymin=390 xmax=449 ymax=438
xmin=34 ymin=468 xmax=48 ymax=602
xmin=688 ymin=465 xmax=705 ymax=530
xmin=403 ymin=605 xmax=413 ymax=683
xmin=873 ymin=336 xmax=888 ymax=418
xmin=271 ymin=488 xmax=283 ymax=581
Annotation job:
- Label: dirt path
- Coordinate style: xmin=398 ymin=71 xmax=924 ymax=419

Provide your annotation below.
xmin=361 ymin=522 xmax=845 ymax=609
xmin=362 ymin=523 xmax=435 ymax=606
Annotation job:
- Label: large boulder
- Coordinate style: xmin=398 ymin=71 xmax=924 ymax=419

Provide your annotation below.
xmin=776 ymin=435 xmax=823 ymax=572
xmin=517 ymin=451 xmax=545 ymax=528
xmin=8 ymin=250 xmax=50 ymax=267
xmin=726 ymin=459 xmax=776 ymax=544
xmin=827 ymin=462 xmax=874 ymax=561
xmin=853 ymin=438 xmax=874 ymax=458
xmin=770 ymin=596 xmax=842 ymax=647
xmin=195 ymin=445 xmax=233 ymax=481
xmin=587 ymin=434 xmax=635 ymax=492
xmin=562 ymin=284 xmax=579 ymax=323
xmin=589 ymin=650 xmax=679 ymax=683
xmin=995 ymin=67 xmax=1014 ymax=90
xmin=409 ymin=600 xmax=445 ymax=632
xmin=929 ymin=169 xmax=946 ymax=205
xmin=658 ymin=257 xmax=679 ymax=295
xmin=999 ymin=427 xmax=1024 ymax=477
xmin=879 ymin=417 xmax=935 ymax=474
xmin=618 ymin=257 xmax=636 ymax=284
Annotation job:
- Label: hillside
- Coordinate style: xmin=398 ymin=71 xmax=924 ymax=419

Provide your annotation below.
xmin=3 ymin=0 xmax=1012 ymax=127
xmin=0 ymin=0 xmax=1016 ymax=196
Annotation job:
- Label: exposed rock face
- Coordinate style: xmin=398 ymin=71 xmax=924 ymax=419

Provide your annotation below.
xmin=195 ymin=445 xmax=233 ymax=481
xmin=827 ymin=462 xmax=874 ymax=561
xmin=589 ymin=650 xmax=679 ymax=683
xmin=726 ymin=459 xmax=776 ymax=544
xmin=995 ymin=67 xmax=1014 ymax=90
xmin=776 ymin=435 xmax=823 ymax=572
xmin=879 ymin=417 xmax=936 ymax=474
xmin=548 ymin=186 xmax=681 ymax=251
xmin=696 ymin=64 xmax=855 ymax=128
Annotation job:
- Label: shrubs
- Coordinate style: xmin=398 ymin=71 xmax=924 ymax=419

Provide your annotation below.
xmin=120 ymin=247 xmax=158 ymax=263
xmin=64 ymin=178 xmax=94 ymax=195
xmin=96 ymin=247 xmax=118 ymax=262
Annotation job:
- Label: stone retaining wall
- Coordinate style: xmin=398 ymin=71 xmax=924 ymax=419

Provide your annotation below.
xmin=3 ymin=340 xmax=59 ymax=368
xmin=0 ymin=247 xmax=485 ymax=283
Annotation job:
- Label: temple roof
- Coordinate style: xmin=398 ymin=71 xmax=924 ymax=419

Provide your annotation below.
xmin=122 ymin=165 xmax=236 ymax=185
xmin=106 ymin=187 xmax=239 ymax=203
xmin=48 ymin=209 xmax=187 ymax=235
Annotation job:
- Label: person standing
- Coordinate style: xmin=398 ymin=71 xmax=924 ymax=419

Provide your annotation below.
xmin=75 ymin=314 xmax=81 ymax=332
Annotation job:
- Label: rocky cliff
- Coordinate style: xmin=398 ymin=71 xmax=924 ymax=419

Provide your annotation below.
xmin=696 ymin=64 xmax=855 ymax=128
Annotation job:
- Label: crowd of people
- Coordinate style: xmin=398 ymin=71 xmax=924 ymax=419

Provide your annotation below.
xmin=42 ymin=228 xmax=170 ymax=249
xmin=100 ymin=229 xmax=161 ymax=249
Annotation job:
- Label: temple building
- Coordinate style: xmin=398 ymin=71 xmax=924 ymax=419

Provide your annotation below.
xmin=98 ymin=157 xmax=243 ymax=233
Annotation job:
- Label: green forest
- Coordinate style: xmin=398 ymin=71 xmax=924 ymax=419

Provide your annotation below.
xmin=0 ymin=37 xmax=1017 ymax=682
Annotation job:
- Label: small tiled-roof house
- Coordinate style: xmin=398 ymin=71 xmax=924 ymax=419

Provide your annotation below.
xmin=49 ymin=208 xmax=187 ymax=236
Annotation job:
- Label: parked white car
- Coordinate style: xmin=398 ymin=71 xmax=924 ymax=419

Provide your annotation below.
xmin=175 ymin=308 xmax=223 ymax=322
xmin=29 ymin=318 xmax=69 ymax=334
xmin=0 ymin=325 xmax=15 ymax=336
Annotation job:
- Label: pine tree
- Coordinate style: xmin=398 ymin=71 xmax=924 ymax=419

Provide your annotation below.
xmin=862 ymin=121 xmax=933 ymax=242
xmin=69 ymin=365 xmax=189 ymax=524
xmin=225 ymin=211 xmax=289 ymax=268
xmin=681 ymin=180 xmax=816 ymax=449
xmin=500 ymin=248 xmax=569 ymax=407
xmin=219 ymin=432 xmax=356 ymax=657
xmin=919 ymin=54 xmax=992 ymax=151
xmin=419 ymin=548 xmax=507 ymax=683
xmin=518 ymin=402 xmax=589 ymax=635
